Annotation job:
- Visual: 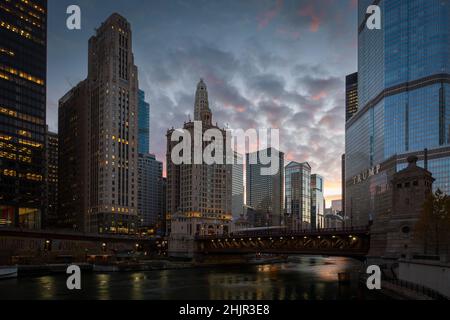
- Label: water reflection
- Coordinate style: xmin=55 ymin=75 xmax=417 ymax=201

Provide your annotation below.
xmin=0 ymin=256 xmax=384 ymax=300
xmin=37 ymin=276 xmax=56 ymax=300
xmin=96 ymin=274 xmax=111 ymax=300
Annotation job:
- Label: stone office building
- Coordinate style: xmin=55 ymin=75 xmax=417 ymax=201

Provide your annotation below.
xmin=166 ymin=79 xmax=232 ymax=257
xmin=59 ymin=14 xmax=139 ymax=234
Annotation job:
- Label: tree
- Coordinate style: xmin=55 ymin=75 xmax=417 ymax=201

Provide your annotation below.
xmin=415 ymin=189 xmax=450 ymax=256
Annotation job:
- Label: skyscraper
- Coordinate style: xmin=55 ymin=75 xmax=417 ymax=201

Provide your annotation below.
xmin=88 ymin=13 xmax=139 ymax=234
xmin=341 ymin=153 xmax=346 ymax=219
xmin=345 ymin=72 xmax=358 ymax=122
xmin=246 ymin=148 xmax=284 ymax=227
xmin=285 ymin=161 xmax=310 ymax=230
xmin=166 ymin=79 xmax=232 ymax=255
xmin=44 ymin=129 xmax=58 ymax=229
xmin=138 ymin=89 xmax=150 ymax=154
xmin=137 ymin=153 xmax=163 ymax=232
xmin=58 ymin=81 xmax=89 ymax=231
xmin=159 ymin=177 xmax=167 ymax=236
xmin=232 ymin=152 xmax=244 ymax=220
xmin=345 ymin=0 xmax=450 ymax=227
xmin=310 ymin=174 xmax=324 ymax=230
xmin=59 ymin=14 xmax=139 ymax=234
xmin=0 ymin=0 xmax=47 ymax=229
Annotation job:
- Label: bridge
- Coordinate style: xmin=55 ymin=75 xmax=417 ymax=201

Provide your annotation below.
xmin=0 ymin=227 xmax=156 ymax=264
xmin=195 ymin=227 xmax=371 ymax=259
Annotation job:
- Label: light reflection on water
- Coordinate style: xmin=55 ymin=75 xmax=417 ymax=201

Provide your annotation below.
xmin=0 ymin=256 xmax=385 ymax=300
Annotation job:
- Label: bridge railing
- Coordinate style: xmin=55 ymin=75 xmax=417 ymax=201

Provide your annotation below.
xmin=195 ymin=226 xmax=370 ymax=240
xmin=383 ymin=277 xmax=449 ymax=300
xmin=0 ymin=227 xmax=151 ymax=241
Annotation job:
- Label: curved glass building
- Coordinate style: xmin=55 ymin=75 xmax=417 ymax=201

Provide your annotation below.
xmin=345 ymin=0 xmax=450 ymax=227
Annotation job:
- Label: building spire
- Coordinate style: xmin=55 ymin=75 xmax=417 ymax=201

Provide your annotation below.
xmin=194 ymin=79 xmax=212 ymax=125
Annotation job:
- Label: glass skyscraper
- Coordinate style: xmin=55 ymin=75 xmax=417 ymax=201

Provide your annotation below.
xmin=310 ymin=174 xmax=324 ymax=230
xmin=285 ymin=161 xmax=311 ymax=230
xmin=231 ymin=152 xmax=244 ymax=220
xmin=137 ymin=153 xmax=163 ymax=231
xmin=246 ymin=148 xmax=284 ymax=227
xmin=346 ymin=72 xmax=358 ymax=122
xmin=138 ymin=89 xmax=150 ymax=154
xmin=0 ymin=0 xmax=47 ymax=229
xmin=345 ymin=0 xmax=450 ymax=227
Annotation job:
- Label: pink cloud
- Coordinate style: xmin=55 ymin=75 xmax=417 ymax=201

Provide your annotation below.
xmin=258 ymin=0 xmax=283 ymax=29
xmin=312 ymin=90 xmax=327 ymax=101
xmin=298 ymin=4 xmax=323 ymax=32
xmin=224 ymin=103 xmax=246 ymax=113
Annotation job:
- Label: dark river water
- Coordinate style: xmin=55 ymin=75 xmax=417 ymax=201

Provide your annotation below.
xmin=0 ymin=256 xmax=387 ymax=300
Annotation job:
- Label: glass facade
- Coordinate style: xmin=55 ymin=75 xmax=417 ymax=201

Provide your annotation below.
xmin=346 ymin=0 xmax=450 ymax=227
xmin=137 ymin=153 xmax=163 ymax=229
xmin=285 ymin=161 xmax=311 ymax=229
xmin=0 ymin=0 xmax=47 ymax=229
xmin=346 ymin=72 xmax=359 ymax=122
xmin=246 ymin=148 xmax=284 ymax=226
xmin=310 ymin=174 xmax=324 ymax=230
xmin=138 ymin=89 xmax=150 ymax=154
xmin=231 ymin=152 xmax=244 ymax=220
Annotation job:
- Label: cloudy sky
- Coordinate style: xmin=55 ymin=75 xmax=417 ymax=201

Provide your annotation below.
xmin=47 ymin=0 xmax=358 ymax=205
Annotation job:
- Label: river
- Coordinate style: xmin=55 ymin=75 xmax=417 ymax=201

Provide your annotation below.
xmin=0 ymin=256 xmax=387 ymax=300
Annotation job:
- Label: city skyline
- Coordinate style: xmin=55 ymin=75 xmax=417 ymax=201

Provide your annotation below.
xmin=46 ymin=0 xmax=359 ymax=205
xmin=1 ymin=0 xmax=449 ymax=303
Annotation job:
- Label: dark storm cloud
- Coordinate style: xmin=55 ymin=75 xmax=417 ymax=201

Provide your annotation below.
xmin=247 ymin=74 xmax=286 ymax=98
xmin=297 ymin=75 xmax=343 ymax=98
xmin=47 ymin=0 xmax=358 ymax=201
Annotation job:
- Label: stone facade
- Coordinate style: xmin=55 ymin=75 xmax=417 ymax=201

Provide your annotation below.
xmin=59 ymin=14 xmax=139 ymax=234
xmin=385 ymin=156 xmax=434 ymax=259
xmin=166 ymin=80 xmax=232 ymax=257
xmin=369 ymin=156 xmax=434 ymax=260
xmin=86 ymin=14 xmax=139 ymax=234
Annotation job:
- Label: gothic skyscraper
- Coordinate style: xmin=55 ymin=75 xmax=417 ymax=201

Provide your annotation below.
xmin=166 ymin=79 xmax=232 ymax=257
xmin=194 ymin=79 xmax=212 ymax=125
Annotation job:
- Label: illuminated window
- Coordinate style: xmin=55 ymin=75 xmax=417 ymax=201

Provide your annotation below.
xmin=20 ymin=0 xmax=46 ymax=14
xmin=0 ymin=47 xmax=14 ymax=56
xmin=0 ymin=20 xmax=44 ymax=44
xmin=0 ymin=64 xmax=44 ymax=85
